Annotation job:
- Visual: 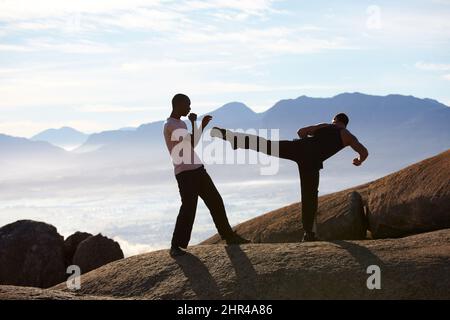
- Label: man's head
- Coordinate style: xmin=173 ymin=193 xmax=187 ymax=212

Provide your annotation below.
xmin=332 ymin=113 xmax=349 ymax=128
xmin=171 ymin=93 xmax=191 ymax=116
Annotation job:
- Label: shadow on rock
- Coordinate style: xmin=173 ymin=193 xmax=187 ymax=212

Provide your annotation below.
xmin=330 ymin=240 xmax=385 ymax=269
xmin=173 ymin=252 xmax=222 ymax=299
xmin=225 ymin=245 xmax=258 ymax=299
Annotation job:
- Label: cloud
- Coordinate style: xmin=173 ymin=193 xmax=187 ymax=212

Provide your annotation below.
xmin=113 ymin=236 xmax=164 ymax=257
xmin=0 ymin=63 xmax=147 ymax=109
xmin=0 ymin=0 xmax=163 ymax=20
xmin=0 ymin=52 xmax=344 ymax=113
xmin=180 ymin=0 xmax=276 ymax=16
xmin=0 ymin=1 xmax=183 ymax=37
xmin=0 ymin=0 xmax=277 ymax=34
xmin=0 ymin=1 xmax=348 ymax=59
xmin=184 ymin=82 xmax=345 ymax=94
xmin=415 ymin=61 xmax=450 ymax=71
xmin=0 ymin=0 xmax=275 ymax=21
xmin=76 ymin=105 xmax=150 ymax=113
xmin=415 ymin=62 xmax=450 ymax=83
xmin=178 ymin=27 xmax=354 ymax=56
xmin=31 ymin=38 xmax=115 ymax=54
xmin=0 ymin=44 xmax=33 ymax=52
xmin=93 ymin=8 xmax=186 ymax=32
xmin=432 ymin=0 xmax=450 ymax=4
xmin=366 ymin=10 xmax=450 ymax=43
xmin=0 ymin=38 xmax=115 ymax=54
xmin=120 ymin=59 xmax=226 ymax=72
xmin=9 ymin=20 xmax=62 ymax=31
xmin=0 ymin=0 xmax=277 ymax=22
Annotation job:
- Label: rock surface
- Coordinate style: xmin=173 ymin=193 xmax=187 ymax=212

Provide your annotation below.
xmin=72 ymin=233 xmax=124 ymax=274
xmin=64 ymin=231 xmax=93 ymax=266
xmin=49 ymin=229 xmax=450 ymax=300
xmin=317 ymin=191 xmax=367 ymax=239
xmin=367 ymin=149 xmax=450 ymax=238
xmin=0 ymin=285 xmax=113 ymax=300
xmin=0 ymin=220 xmax=66 ymax=288
xmin=203 ymin=190 xmax=368 ymax=244
xmin=202 ymin=149 xmax=450 ymax=244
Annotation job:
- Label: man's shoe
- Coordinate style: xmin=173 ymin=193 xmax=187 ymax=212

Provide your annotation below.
xmin=225 ymin=233 xmax=251 ymax=245
xmin=302 ymin=232 xmax=318 ymax=242
xmin=210 ymin=127 xmax=227 ymax=139
xmin=170 ymin=246 xmax=186 ymax=257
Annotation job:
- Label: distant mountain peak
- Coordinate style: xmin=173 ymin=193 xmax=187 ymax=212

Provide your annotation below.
xmin=32 ymin=126 xmax=85 ymax=137
xmin=221 ymin=101 xmax=247 ymax=107
xmin=215 ymin=101 xmax=255 ymax=112
xmin=333 ymin=92 xmax=366 ymax=98
xmin=60 ymin=126 xmax=81 ymax=131
xmin=31 ymin=126 xmax=88 ymax=151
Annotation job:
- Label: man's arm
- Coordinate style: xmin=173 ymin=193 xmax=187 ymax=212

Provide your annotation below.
xmin=297 ymin=123 xmax=329 ymax=138
xmin=188 ymin=113 xmax=212 ymax=148
xmin=341 ymin=129 xmax=369 ymax=166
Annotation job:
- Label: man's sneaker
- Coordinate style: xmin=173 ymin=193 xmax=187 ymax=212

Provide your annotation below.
xmin=170 ymin=245 xmax=186 ymax=257
xmin=225 ymin=233 xmax=251 ymax=245
xmin=210 ymin=127 xmax=227 ymax=139
xmin=302 ymin=232 xmax=318 ymax=242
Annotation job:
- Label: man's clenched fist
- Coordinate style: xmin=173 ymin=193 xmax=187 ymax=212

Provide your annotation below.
xmin=202 ymin=115 xmax=213 ymax=128
xmin=188 ymin=113 xmax=197 ymax=122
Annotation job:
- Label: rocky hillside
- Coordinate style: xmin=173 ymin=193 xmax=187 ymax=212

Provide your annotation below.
xmin=202 ymin=149 xmax=450 ymax=244
xmin=0 ymin=229 xmax=446 ymax=300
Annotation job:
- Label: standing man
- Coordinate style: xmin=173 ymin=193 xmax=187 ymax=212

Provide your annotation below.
xmin=211 ymin=113 xmax=369 ymax=242
xmin=163 ymin=93 xmax=250 ymax=257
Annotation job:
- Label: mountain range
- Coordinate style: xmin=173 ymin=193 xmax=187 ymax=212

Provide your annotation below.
xmin=1 ymin=92 xmax=449 ymax=184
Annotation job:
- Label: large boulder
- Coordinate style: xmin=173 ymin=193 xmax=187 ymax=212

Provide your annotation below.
xmin=367 ymin=149 xmax=450 ymax=238
xmin=0 ymin=220 xmax=66 ymax=288
xmin=72 ymin=234 xmax=124 ymax=274
xmin=316 ymin=191 xmax=367 ymax=240
xmin=64 ymin=232 xmax=93 ymax=267
xmin=202 ymin=190 xmax=367 ymax=244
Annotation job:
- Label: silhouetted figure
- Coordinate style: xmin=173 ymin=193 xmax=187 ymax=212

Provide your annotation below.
xmin=211 ymin=113 xmax=369 ymax=242
xmin=163 ymin=94 xmax=250 ymax=257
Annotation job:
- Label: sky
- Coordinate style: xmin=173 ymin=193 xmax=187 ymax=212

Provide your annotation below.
xmin=0 ymin=0 xmax=449 ymax=137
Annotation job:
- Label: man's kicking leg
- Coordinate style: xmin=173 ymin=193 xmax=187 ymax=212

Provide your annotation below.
xmin=210 ymin=127 xmax=301 ymax=161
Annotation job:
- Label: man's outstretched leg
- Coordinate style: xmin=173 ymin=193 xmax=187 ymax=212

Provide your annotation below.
xmin=210 ymin=127 xmax=301 ymax=161
xmin=299 ymin=168 xmax=320 ymax=242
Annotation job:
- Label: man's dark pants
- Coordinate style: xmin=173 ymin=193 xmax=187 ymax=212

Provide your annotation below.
xmin=230 ymin=133 xmax=320 ymax=233
xmin=172 ymin=166 xmax=234 ymax=248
